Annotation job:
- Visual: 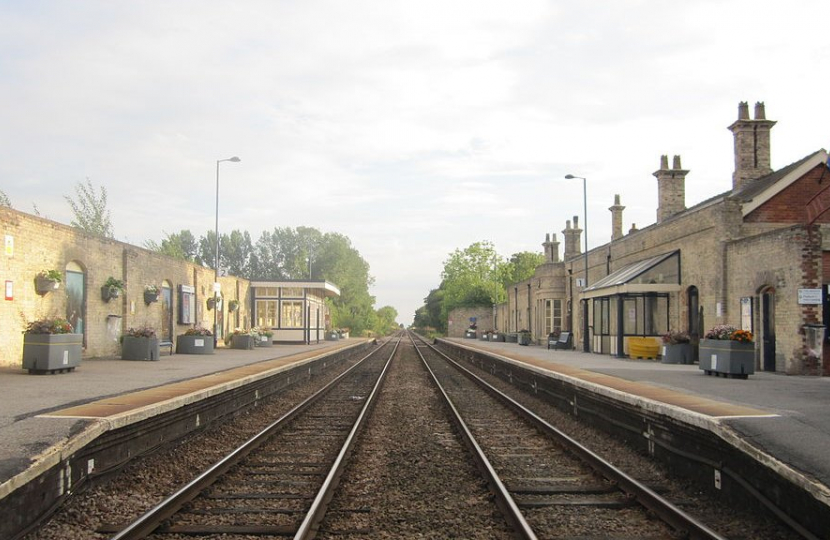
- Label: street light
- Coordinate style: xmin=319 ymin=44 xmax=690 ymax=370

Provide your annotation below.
xmin=214 ymin=156 xmax=241 ymax=345
xmin=564 ymin=174 xmax=589 ymax=353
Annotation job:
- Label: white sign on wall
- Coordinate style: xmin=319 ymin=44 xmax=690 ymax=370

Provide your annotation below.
xmin=798 ymin=288 xmax=823 ymax=305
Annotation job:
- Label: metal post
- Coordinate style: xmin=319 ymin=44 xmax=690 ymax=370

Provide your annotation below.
xmin=214 ymin=157 xmax=240 ymax=346
xmin=565 ymin=174 xmax=589 ymax=352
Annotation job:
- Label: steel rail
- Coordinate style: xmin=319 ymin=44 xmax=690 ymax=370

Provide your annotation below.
xmin=110 ymin=342 xmax=391 ymax=540
xmin=418 ymin=333 xmax=728 ymax=540
xmin=408 ymin=332 xmax=539 ymax=540
xmin=293 ymin=337 xmax=400 ymax=539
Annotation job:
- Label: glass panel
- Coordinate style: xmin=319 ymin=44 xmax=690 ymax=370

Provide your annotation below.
xmin=552 ymin=299 xmax=562 ymax=334
xmin=162 ymin=283 xmax=173 ymax=340
xmin=256 ymin=300 xmax=278 ymax=327
xmin=623 ymin=297 xmax=638 ymax=335
xmin=281 ymin=287 xmax=304 ymax=298
xmin=630 ymin=253 xmax=680 ymax=285
xmin=281 ymin=300 xmax=304 ymax=328
xmin=256 ymin=287 xmax=278 ymax=297
xmin=609 ymin=297 xmax=618 ymax=335
xmin=65 ymin=269 xmax=85 ymax=338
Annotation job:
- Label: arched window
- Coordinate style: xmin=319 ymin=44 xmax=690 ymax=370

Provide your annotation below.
xmin=65 ymin=261 xmax=86 ymax=346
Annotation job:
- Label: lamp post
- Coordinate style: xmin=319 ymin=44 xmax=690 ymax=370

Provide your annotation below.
xmin=214 ymin=156 xmax=241 ymax=346
xmin=564 ymin=174 xmax=589 ymax=353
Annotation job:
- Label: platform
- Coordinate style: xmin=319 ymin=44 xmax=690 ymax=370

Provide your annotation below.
xmin=446 ymin=337 xmax=830 ymax=499
xmin=0 ymin=339 xmax=358 ymax=497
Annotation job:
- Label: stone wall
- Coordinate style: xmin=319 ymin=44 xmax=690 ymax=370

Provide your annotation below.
xmin=0 ymin=206 xmax=251 ymax=367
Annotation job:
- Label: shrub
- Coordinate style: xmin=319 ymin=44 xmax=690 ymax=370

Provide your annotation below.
xmin=662 ymin=330 xmax=690 ymax=345
xmin=184 ymin=326 xmax=212 ymax=336
xmin=24 ymin=317 xmax=73 ymax=334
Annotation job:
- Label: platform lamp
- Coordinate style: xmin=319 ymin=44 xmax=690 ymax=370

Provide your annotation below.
xmin=564 ymin=174 xmax=590 ymax=353
xmin=214 ymin=156 xmax=241 ymax=346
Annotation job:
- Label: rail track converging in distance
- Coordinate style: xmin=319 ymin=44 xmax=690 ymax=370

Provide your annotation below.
xmin=25 ymin=332 xmax=803 ymax=540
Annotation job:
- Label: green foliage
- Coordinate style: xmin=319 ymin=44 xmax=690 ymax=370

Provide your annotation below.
xmin=64 ymin=178 xmax=113 ymax=238
xmin=417 ymin=242 xmax=545 ymax=332
xmin=440 ymin=241 xmax=503 ymax=319
xmin=144 ymin=230 xmax=199 ymax=261
xmin=0 ymin=189 xmax=10 ymax=207
xmin=374 ymin=305 xmax=398 ymax=336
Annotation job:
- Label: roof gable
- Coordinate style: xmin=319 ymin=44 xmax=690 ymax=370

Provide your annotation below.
xmin=739 ymin=149 xmax=829 ymax=220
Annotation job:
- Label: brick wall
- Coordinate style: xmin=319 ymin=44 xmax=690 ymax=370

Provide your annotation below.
xmin=0 ymin=207 xmax=252 ymax=367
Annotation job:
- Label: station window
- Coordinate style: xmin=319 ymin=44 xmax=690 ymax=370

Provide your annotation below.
xmin=256 ymin=300 xmax=278 ymax=327
xmin=281 ymin=287 xmax=304 ymax=298
xmin=545 ymin=299 xmax=562 ymax=334
xmin=281 ymin=300 xmax=304 ymax=328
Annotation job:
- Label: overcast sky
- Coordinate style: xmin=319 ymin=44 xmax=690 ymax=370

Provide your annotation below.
xmin=2 ymin=1 xmax=828 ymax=324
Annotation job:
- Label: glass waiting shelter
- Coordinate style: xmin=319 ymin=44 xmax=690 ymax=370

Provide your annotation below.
xmin=582 ymin=251 xmax=681 ymax=356
xmin=251 ymin=280 xmax=340 ymax=344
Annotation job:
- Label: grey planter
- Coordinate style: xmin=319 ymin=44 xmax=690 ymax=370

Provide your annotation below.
xmin=492 ymin=333 xmax=505 ymax=342
xmin=325 ymin=332 xmax=340 ymax=341
xmin=176 ymin=334 xmax=214 ymax=354
xmin=256 ymin=335 xmax=273 ymax=347
xmin=505 ymin=333 xmax=518 ymax=343
xmin=699 ymin=339 xmax=755 ymax=378
xmin=22 ymin=333 xmax=82 ymax=373
xmin=662 ymin=343 xmax=693 ymax=364
xmin=231 ymin=334 xmax=256 ymax=350
xmin=34 ymin=276 xmax=59 ymax=295
xmin=518 ymin=333 xmax=532 ymax=346
xmin=122 ymin=336 xmax=160 ymax=361
xmin=464 ymin=329 xmax=477 ymax=339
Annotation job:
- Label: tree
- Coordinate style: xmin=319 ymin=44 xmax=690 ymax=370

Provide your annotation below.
xmin=65 ymin=179 xmax=113 ymax=237
xmin=374 ymin=306 xmax=398 ymax=336
xmin=440 ymin=241 xmax=504 ymax=320
xmin=144 ymin=230 xmax=199 ymax=261
xmin=0 ymin=190 xmax=10 ymax=207
xmin=504 ymin=251 xmax=545 ymax=286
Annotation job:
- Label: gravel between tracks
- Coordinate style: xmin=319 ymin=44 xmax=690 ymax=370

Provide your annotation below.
xmin=317 ymin=340 xmax=513 ymax=539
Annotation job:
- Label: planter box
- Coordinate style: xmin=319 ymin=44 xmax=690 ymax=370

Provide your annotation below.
xmin=699 ymin=339 xmax=755 ymax=378
xmin=662 ymin=343 xmax=693 ymax=364
xmin=231 ymin=334 xmax=256 ymax=350
xmin=464 ymin=329 xmax=477 ymax=339
xmin=518 ymin=333 xmax=532 ymax=346
xmin=176 ymin=335 xmax=214 ymax=355
xmin=325 ymin=332 xmax=340 ymax=341
xmin=491 ymin=333 xmax=506 ymax=342
xmin=122 ymin=336 xmax=160 ymax=361
xmin=505 ymin=333 xmax=518 ymax=343
xmin=22 ymin=333 xmax=82 ymax=374
xmin=256 ymin=335 xmax=273 ymax=347
xmin=34 ymin=276 xmax=59 ymax=295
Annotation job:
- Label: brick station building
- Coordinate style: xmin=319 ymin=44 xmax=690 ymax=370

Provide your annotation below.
xmin=498 ymin=102 xmax=830 ymax=375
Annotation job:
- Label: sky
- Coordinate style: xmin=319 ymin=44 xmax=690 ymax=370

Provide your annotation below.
xmin=1 ymin=1 xmax=829 ymax=324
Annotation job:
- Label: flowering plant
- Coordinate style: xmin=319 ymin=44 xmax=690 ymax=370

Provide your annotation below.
xmin=126 ymin=325 xmax=156 ymax=338
xmin=254 ymin=326 xmax=273 ymax=338
xmin=705 ymin=324 xmax=753 ymax=342
xmin=24 ymin=317 xmax=74 ymax=334
xmin=184 ymin=326 xmax=212 ymax=336
xmin=144 ymin=284 xmax=159 ymax=294
xmin=37 ymin=269 xmax=63 ymax=282
xmin=662 ymin=330 xmax=690 ymax=345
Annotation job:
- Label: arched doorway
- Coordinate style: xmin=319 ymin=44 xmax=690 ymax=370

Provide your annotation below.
xmin=161 ymin=280 xmax=173 ymax=343
xmin=761 ymin=287 xmax=776 ymax=372
xmin=65 ymin=261 xmax=86 ymax=347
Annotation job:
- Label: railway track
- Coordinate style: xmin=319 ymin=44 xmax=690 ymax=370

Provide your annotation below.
xmin=78 ymin=331 xmax=790 ymax=539
xmin=107 ymin=338 xmax=398 ymax=539
xmin=411 ymin=331 xmax=728 ymax=539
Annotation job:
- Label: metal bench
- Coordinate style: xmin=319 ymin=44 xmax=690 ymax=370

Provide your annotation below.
xmin=159 ymin=340 xmax=174 ymax=355
xmin=548 ymin=331 xmax=572 ymax=350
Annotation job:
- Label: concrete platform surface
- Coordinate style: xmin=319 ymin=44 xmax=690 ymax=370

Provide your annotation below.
xmin=447 ymin=338 xmax=830 ymax=496
xmin=0 ymin=340 xmax=356 ymax=491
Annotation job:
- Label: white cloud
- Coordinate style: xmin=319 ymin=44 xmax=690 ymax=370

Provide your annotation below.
xmin=1 ymin=0 xmax=829 ymax=322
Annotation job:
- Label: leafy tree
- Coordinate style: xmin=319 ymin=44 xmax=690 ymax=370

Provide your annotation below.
xmin=65 ymin=178 xmax=113 ymax=238
xmin=440 ymin=241 xmax=504 ymax=319
xmin=374 ymin=305 xmax=398 ymax=336
xmin=144 ymin=230 xmax=199 ymax=261
xmin=0 ymin=190 xmax=10 ymax=207
xmin=503 ymin=251 xmax=545 ymax=286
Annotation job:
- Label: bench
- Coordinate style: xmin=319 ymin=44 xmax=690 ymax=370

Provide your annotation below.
xmin=160 ymin=340 xmax=174 ymax=355
xmin=548 ymin=331 xmax=572 ymax=350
